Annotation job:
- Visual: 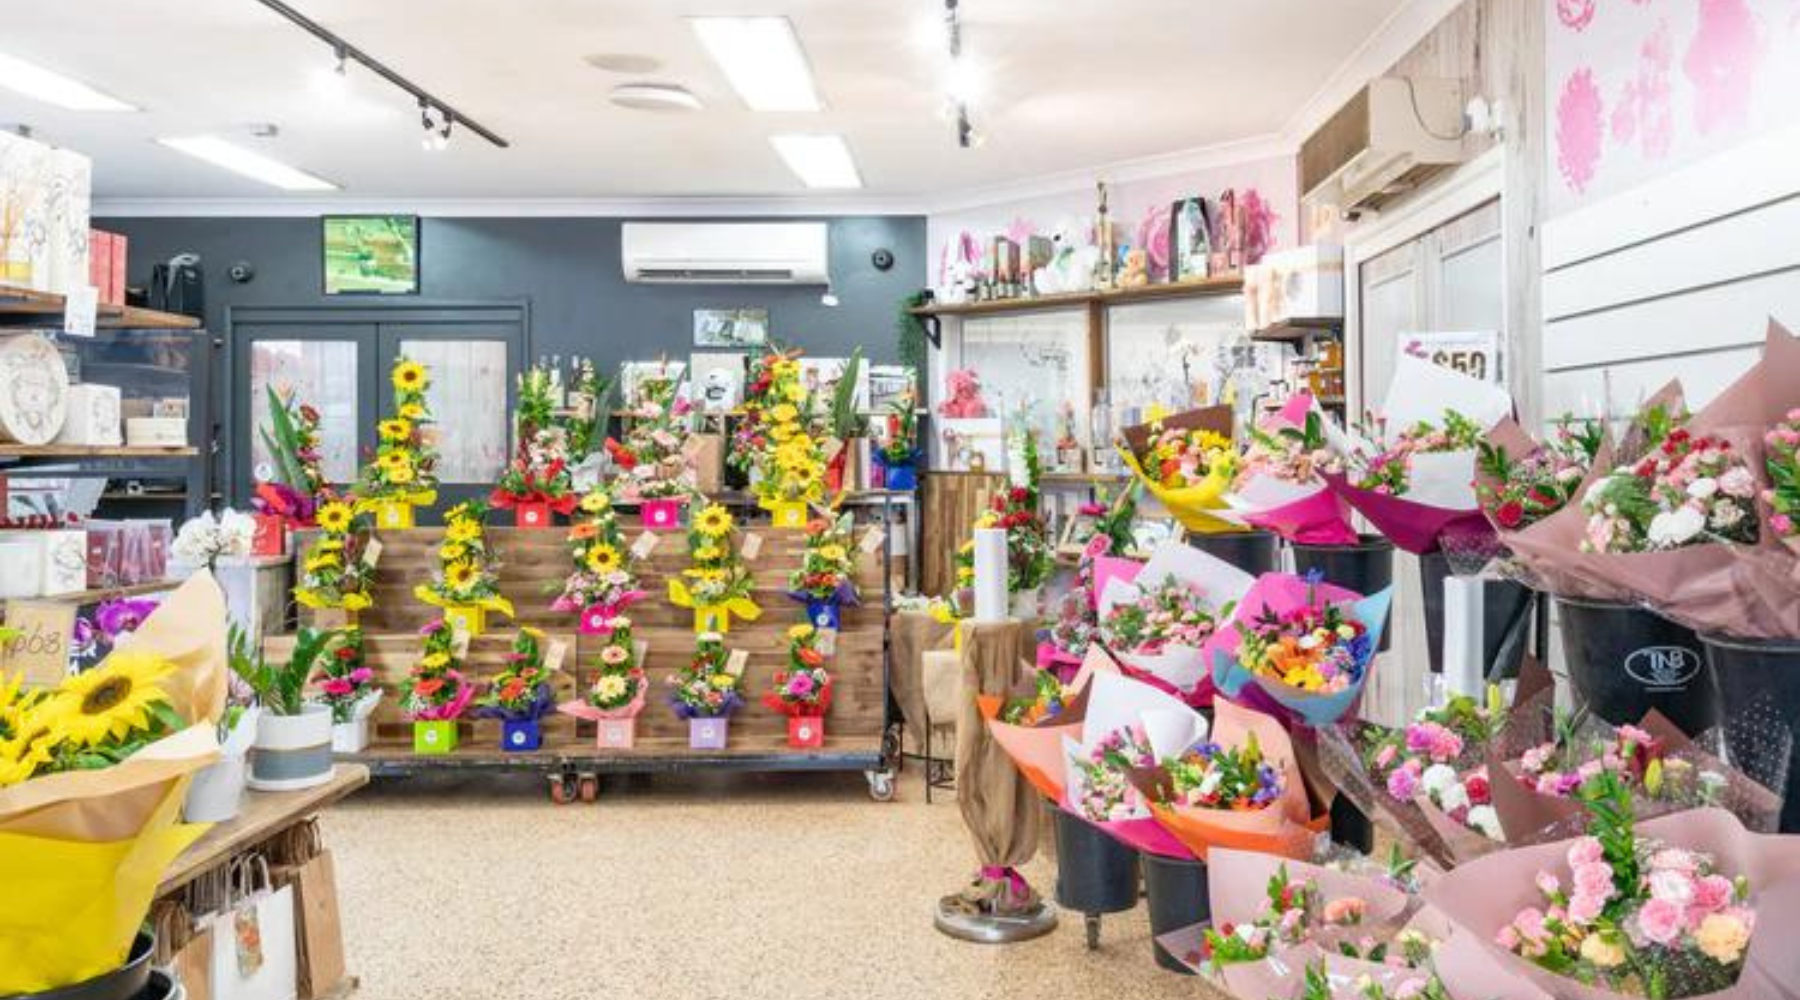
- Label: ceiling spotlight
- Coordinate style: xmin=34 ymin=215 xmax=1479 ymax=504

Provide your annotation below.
xmin=311 ymin=47 xmax=349 ymax=97
xmin=420 ymin=102 xmax=451 ymax=151
xmin=956 ymin=106 xmax=983 ymax=149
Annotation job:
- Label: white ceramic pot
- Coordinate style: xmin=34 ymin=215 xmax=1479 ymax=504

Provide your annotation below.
xmin=331 ymin=717 xmax=370 ymax=755
xmin=183 ymin=754 xmax=247 ymax=822
xmin=249 ymin=703 xmax=335 ymax=791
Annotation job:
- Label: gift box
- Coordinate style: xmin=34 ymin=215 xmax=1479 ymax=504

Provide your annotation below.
xmin=688 ymin=717 xmax=729 ymax=750
xmin=371 ymin=500 xmax=414 ymax=530
xmin=0 ymin=530 xmax=86 ymax=596
xmin=694 ymin=605 xmax=731 ymax=634
xmin=641 ymin=497 xmax=684 ymax=530
xmin=787 ymin=715 xmax=825 ymax=748
xmin=251 ymin=514 xmax=287 ymax=557
xmin=53 ymin=384 xmax=121 ymax=447
xmin=444 ymin=605 xmax=485 ymax=637
xmin=578 ymin=604 xmax=614 ymax=635
xmin=766 ymin=500 xmax=807 ymax=530
xmin=596 ymin=717 xmax=636 ymax=749
xmin=123 ymin=417 xmax=186 ymax=448
xmin=412 ymin=721 xmax=458 ymax=755
xmin=501 ymin=719 xmax=542 ymax=752
xmin=513 ymin=502 xmax=552 ymax=529
xmin=805 ymin=598 xmax=841 ymax=631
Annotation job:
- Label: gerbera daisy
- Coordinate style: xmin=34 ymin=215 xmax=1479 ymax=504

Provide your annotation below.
xmin=392 ymin=359 xmax=428 ymax=393
xmin=579 ymin=491 xmax=610 ymax=514
xmin=316 ymin=501 xmax=353 ymax=533
xmin=445 ymin=520 xmax=481 ymax=544
xmin=43 ymin=651 xmax=177 ymax=748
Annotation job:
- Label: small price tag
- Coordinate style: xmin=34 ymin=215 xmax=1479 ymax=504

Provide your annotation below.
xmin=0 ymin=601 xmax=76 ymax=686
xmin=62 ymin=285 xmax=98 ymax=339
xmin=545 ymin=639 xmax=568 ymax=673
xmin=859 ymin=527 xmax=887 ymax=553
xmin=741 ymin=532 xmax=763 ymax=561
xmin=630 ymin=532 xmax=659 ymax=559
xmin=451 ymin=629 xmax=472 ymax=658
xmin=362 ymin=538 xmax=384 ymax=568
xmin=725 ymin=648 xmax=749 ymax=677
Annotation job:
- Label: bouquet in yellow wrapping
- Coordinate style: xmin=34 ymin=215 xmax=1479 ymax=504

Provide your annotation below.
xmin=667 ymin=502 xmax=762 ymax=632
xmin=294 ymin=497 xmax=377 ymax=615
xmin=0 ymin=572 xmax=228 ymax=993
xmin=355 ymin=356 xmax=440 ymax=521
xmin=413 ymin=501 xmax=516 ymax=621
xmin=1118 ymin=405 xmax=1240 ymax=533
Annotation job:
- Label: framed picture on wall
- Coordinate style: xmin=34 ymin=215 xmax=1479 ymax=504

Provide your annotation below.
xmin=620 ymin=360 xmax=687 ymax=411
xmin=688 ymin=352 xmax=746 ymax=413
xmin=799 ymin=356 xmax=869 ymax=410
xmin=866 ymin=364 xmax=916 ymax=411
xmin=322 ymin=215 xmax=420 ymax=295
xmin=694 ymin=308 xmax=769 ymax=348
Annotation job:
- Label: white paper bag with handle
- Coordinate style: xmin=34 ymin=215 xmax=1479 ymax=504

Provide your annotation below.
xmin=206 ymin=855 xmax=298 ymax=1000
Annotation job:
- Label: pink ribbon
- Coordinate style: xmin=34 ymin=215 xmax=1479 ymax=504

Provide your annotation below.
xmin=978 ymin=865 xmax=1029 ymax=896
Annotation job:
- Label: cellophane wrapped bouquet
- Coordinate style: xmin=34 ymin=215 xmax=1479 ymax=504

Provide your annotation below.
xmin=412 ymin=501 xmax=516 ymax=621
xmin=491 ymin=365 xmax=577 ymax=520
xmin=550 ymin=489 xmax=645 ymax=618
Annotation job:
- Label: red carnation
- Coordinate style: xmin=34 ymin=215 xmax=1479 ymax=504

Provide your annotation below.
xmin=1465 ymin=771 xmax=1491 ymax=805
xmin=1495 ymin=500 xmax=1525 ymax=529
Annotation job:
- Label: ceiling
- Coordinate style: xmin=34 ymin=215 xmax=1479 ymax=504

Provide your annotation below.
xmin=2 ymin=0 xmax=1409 ymax=206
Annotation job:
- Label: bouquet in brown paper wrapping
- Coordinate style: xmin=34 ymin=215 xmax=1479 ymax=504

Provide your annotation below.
xmin=1426 ymin=780 xmax=1800 ymax=1000
xmin=1476 ymin=413 xmax=1625 ymax=601
xmin=0 ymin=572 xmax=228 ymax=993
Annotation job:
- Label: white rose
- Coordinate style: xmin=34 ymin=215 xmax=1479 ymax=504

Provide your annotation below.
xmin=1648 ymin=506 xmax=1705 ymax=548
xmin=1438 ymin=781 xmax=1470 ymax=813
xmin=1420 ymin=763 xmax=1459 ymax=798
xmin=1467 ymin=804 xmax=1503 ymax=840
xmin=1686 ymin=478 xmax=1719 ymax=500
xmin=1648 ymin=869 xmax=1695 ymax=905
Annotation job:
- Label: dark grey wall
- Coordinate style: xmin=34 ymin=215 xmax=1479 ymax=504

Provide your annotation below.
xmin=95 ymin=215 xmax=926 ymax=368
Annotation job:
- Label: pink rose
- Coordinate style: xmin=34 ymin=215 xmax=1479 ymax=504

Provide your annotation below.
xmin=1535 ymin=871 xmax=1561 ymax=897
xmin=1568 ymin=836 xmax=1605 ymax=867
xmin=1636 ymin=897 xmax=1684 ymax=946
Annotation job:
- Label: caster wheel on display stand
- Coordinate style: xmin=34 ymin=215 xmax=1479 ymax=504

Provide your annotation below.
xmin=548 ymin=771 xmax=577 ymax=804
xmin=579 ymin=773 xmax=599 ymax=802
xmin=866 ymin=770 xmax=897 ymax=802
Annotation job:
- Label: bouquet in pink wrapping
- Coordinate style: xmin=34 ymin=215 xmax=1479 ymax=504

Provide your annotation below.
xmin=1475 ymin=414 xmax=1624 ymax=600
xmin=1057 ymin=671 xmax=1212 ymax=858
xmin=1325 ymin=354 xmax=1515 ymax=554
xmin=1218 ymin=393 xmax=1358 ymax=545
xmin=1093 ymin=540 xmax=1254 ymax=698
xmin=979 ymin=646 xmax=1113 ymax=801
xmin=557 ymin=616 xmax=649 ymax=725
xmin=1426 ymin=774 xmax=1800 ymax=1000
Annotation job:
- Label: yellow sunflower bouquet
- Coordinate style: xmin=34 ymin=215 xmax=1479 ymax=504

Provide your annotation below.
xmin=1117 ymin=405 xmax=1241 ymax=533
xmin=413 ymin=501 xmax=515 ymax=635
xmin=751 ymin=356 xmax=826 ymax=527
xmin=0 ymin=572 xmax=228 ymax=994
xmin=294 ymin=497 xmax=378 ymax=624
xmin=355 ymin=356 xmax=440 ymax=529
xmin=667 ymin=501 xmax=762 ymax=633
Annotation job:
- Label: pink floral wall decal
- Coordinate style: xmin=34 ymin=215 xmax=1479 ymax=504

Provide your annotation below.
xmin=1685 ymin=0 xmax=1763 ymax=134
xmin=1005 ymin=217 xmax=1035 ymax=247
xmin=1611 ymin=20 xmax=1674 ymax=159
xmin=1556 ymin=68 xmax=1606 ymax=193
xmin=1558 ymin=0 xmax=1598 ymax=31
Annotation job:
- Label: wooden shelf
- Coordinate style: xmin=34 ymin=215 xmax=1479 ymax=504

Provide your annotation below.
xmin=0 ymin=284 xmax=200 ymax=330
xmin=18 ymin=579 xmax=178 ymax=606
xmin=911 ymin=274 xmax=1244 ymax=318
xmin=0 ymin=444 xmax=197 ymax=458
xmin=158 ymin=764 xmax=369 ymax=896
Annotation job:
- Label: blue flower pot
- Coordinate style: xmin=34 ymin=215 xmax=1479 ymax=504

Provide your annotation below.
xmin=806 ymin=598 xmax=842 ymax=631
xmin=883 ymin=464 xmax=917 ymax=492
xmin=502 ymin=718 xmax=543 ymax=752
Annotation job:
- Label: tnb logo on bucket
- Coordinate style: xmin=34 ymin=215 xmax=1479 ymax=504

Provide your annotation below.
xmin=1624 ymin=646 xmax=1701 ymax=690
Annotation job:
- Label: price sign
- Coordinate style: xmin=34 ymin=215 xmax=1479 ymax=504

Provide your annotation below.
xmin=1 ymin=601 xmax=77 ymax=686
xmin=1401 ymin=331 xmax=1501 ymax=384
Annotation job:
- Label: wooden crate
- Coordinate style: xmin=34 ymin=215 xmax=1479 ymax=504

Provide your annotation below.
xmin=283 ymin=523 xmax=890 ymax=761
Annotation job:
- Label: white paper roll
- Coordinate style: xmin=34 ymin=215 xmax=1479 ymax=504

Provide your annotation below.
xmin=971 ymin=526 xmax=1009 ymax=623
xmin=1441 ymin=575 xmax=1487 ymax=699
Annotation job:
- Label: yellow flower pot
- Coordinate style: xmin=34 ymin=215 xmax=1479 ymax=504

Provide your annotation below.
xmin=695 ymin=605 xmax=731 ymax=634
xmin=767 ymin=500 xmax=808 ymax=530
xmin=374 ymin=500 xmax=415 ymax=530
xmin=445 ymin=605 xmax=486 ymax=637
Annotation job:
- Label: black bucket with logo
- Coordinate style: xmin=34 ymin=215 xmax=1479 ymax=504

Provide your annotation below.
xmin=1556 ymin=596 xmax=1717 ymax=735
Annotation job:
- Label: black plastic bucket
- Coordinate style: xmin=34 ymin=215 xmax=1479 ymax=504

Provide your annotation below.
xmin=1188 ymin=530 xmax=1278 ymax=576
xmin=2 ymin=932 xmax=154 ymax=1000
xmin=1330 ymin=793 xmax=1374 ymax=854
xmin=1558 ymin=597 xmax=1717 ymax=735
xmin=1291 ymin=534 xmax=1394 ymax=652
xmin=1702 ymin=633 xmax=1800 ymax=834
xmin=1141 ymin=852 xmax=1209 ymax=974
xmin=1419 ymin=552 xmax=1534 ymax=677
xmin=131 ymin=971 xmax=179 ymax=1000
xmin=1053 ymin=810 xmax=1141 ymax=916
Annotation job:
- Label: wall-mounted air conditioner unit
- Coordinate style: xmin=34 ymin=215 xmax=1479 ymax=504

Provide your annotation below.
xmin=1301 ymin=77 xmax=1466 ymax=218
xmin=620 ymin=221 xmax=829 ymax=284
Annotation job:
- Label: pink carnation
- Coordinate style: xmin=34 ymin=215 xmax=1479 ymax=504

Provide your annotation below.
xmin=1574 ymin=862 xmax=1616 ymax=901
xmin=1567 ymin=836 xmax=1604 ymax=867
xmin=1636 ymin=897 xmax=1684 ymax=946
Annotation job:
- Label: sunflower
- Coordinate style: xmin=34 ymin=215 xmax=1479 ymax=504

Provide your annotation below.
xmin=342 ymin=592 xmax=373 ymax=611
xmin=445 ymin=519 xmax=482 ymax=544
xmin=379 ymin=418 xmax=413 ymax=442
xmin=695 ymin=505 xmax=733 ymax=537
xmin=379 ymin=449 xmax=411 ymax=472
xmin=438 ymin=543 xmax=467 ymax=562
xmin=316 ymin=502 xmax=354 ymax=533
xmin=585 ymin=545 xmax=622 ymax=574
xmin=692 ymin=545 xmax=721 ymax=563
xmin=768 ymin=422 xmax=797 ymax=443
xmin=787 ymin=624 xmax=816 ymax=641
xmin=0 ymin=672 xmax=43 ymax=740
xmin=400 ymin=402 xmax=428 ymax=421
xmin=42 ymin=652 xmax=176 ymax=749
xmin=444 ymin=562 xmax=478 ymax=590
xmin=386 ymin=463 xmax=416 ymax=485
xmin=315 ymin=537 xmax=344 ymax=553
xmin=579 ymin=491 xmax=611 ymax=514
xmin=818 ymin=544 xmax=847 ymax=564
xmin=393 ymin=360 xmax=428 ymax=393
xmin=0 ymin=727 xmax=54 ymax=787
xmin=303 ymin=551 xmax=341 ymax=573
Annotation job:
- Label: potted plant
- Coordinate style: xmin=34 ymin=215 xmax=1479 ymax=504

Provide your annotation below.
xmin=874 ymin=391 xmax=920 ymax=491
xmin=492 ymin=365 xmax=578 ymax=528
xmin=605 ymin=372 xmax=696 ymax=529
xmin=312 ymin=626 xmax=380 ymax=753
xmin=251 ymin=384 xmax=325 ymax=555
xmin=474 ymin=627 xmax=559 ymax=751
xmin=557 ymin=615 xmax=648 ymax=747
xmin=412 ymin=501 xmax=515 ymax=637
xmin=764 ymin=624 xmax=832 ymax=748
xmin=230 ymin=624 xmax=338 ymax=790
xmin=182 ymin=686 xmax=260 ymax=822
xmin=551 ymin=489 xmax=646 ymax=634
xmin=403 ymin=619 xmax=474 ymax=754
xmin=785 ymin=513 xmax=859 ymax=643
xmin=354 ymin=356 xmax=439 ymax=529
xmin=669 ymin=632 xmax=743 ymax=749
xmin=295 ymin=498 xmax=378 ymax=629
xmin=666 ymin=502 xmax=761 ymax=633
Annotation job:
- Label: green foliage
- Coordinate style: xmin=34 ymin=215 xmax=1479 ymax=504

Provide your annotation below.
xmin=828 ymin=347 xmax=867 ymax=439
xmin=896 ymin=290 xmax=929 ymax=392
xmin=1580 ymin=770 xmax=1639 ymax=918
xmin=259 ymin=385 xmax=308 ymax=489
xmin=230 ymin=623 xmax=338 ymax=717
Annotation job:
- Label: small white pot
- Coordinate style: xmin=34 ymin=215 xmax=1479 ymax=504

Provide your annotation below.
xmin=331 ymin=717 xmax=370 ymax=754
xmin=249 ymin=703 xmax=335 ymax=791
xmin=183 ymin=754 xmax=247 ymax=822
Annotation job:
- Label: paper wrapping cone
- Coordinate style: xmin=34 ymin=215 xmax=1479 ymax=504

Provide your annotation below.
xmin=1432 ymin=928 xmax=1556 ymax=1000
xmin=1206 ymin=573 xmax=1392 ymax=727
xmin=1230 ymin=482 xmax=1359 ymax=546
xmin=979 ymin=646 xmax=1112 ymax=801
xmin=1425 ymin=808 xmax=1800 ymax=1000
xmin=1323 ymin=471 xmax=1493 ymax=556
xmin=112 ymin=570 xmax=229 ymax=726
xmin=1480 ymin=418 xmax=1629 ymax=600
xmin=957 ymin=621 xmax=1042 ymax=869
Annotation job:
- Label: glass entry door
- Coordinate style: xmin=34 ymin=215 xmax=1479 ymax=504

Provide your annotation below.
xmin=231 ymin=306 xmax=525 ymax=522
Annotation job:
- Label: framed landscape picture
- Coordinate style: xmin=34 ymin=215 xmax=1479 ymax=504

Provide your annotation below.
xmin=323 ymin=215 xmax=420 ymax=295
xmin=694 ymin=308 xmax=769 ymax=348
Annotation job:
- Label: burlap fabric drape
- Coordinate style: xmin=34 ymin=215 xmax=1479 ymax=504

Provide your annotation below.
xmin=889 ymin=610 xmax=955 ymax=754
xmin=943 ymin=620 xmax=1042 ymax=915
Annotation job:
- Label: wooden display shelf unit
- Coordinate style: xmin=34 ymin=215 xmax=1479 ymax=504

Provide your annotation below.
xmin=0 ymin=444 xmax=198 ymax=459
xmin=0 ymin=284 xmax=200 ymax=329
xmin=909 ymin=273 xmax=1243 ymax=318
xmin=157 ymin=764 xmax=369 ymax=896
xmin=274 ymin=524 xmax=898 ymax=795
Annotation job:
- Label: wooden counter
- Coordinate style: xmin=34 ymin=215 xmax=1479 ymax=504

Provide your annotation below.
xmin=158 ymin=764 xmax=370 ymax=897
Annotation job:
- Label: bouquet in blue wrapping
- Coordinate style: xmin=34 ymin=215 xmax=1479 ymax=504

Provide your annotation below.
xmin=1209 ymin=571 xmax=1392 ymax=727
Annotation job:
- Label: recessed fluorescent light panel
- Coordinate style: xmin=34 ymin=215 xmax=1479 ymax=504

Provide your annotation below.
xmin=770 ymin=134 xmax=861 ymax=189
xmin=0 ymin=52 xmax=136 ymax=111
xmin=688 ymin=17 xmax=822 ymax=112
xmin=157 ymin=136 xmax=338 ymax=192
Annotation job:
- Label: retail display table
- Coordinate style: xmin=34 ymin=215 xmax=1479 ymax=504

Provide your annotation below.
xmin=158 ymin=764 xmax=370 ymax=897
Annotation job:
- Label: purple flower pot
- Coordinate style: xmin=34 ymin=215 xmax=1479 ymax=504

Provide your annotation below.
xmin=805 ymin=598 xmax=842 ymax=631
xmin=688 ymin=717 xmax=729 ymax=749
xmin=502 ymin=718 xmax=543 ymax=752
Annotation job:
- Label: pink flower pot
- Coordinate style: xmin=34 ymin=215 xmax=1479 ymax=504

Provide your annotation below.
xmin=641 ymin=497 xmax=685 ymax=530
xmin=596 ymin=717 xmax=636 ymax=749
xmin=578 ymin=604 xmax=614 ymax=635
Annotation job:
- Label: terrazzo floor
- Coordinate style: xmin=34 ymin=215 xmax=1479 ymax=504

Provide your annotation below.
xmin=320 ymin=768 xmax=1228 ymax=1000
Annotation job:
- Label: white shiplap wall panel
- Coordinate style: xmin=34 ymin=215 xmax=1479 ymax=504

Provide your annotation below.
xmin=1542 ymin=345 xmax=1761 ymax=421
xmin=1544 ymin=268 xmax=1800 ymax=373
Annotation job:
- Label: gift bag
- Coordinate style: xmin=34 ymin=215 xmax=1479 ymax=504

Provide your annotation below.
xmin=266 ymin=821 xmax=346 ymax=1000
xmin=205 ymin=856 xmax=297 ymax=1000
xmin=152 ymin=899 xmax=215 ymax=1000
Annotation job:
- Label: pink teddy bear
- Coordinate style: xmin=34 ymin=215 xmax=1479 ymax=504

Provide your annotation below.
xmin=937 ymin=368 xmax=990 ymax=419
